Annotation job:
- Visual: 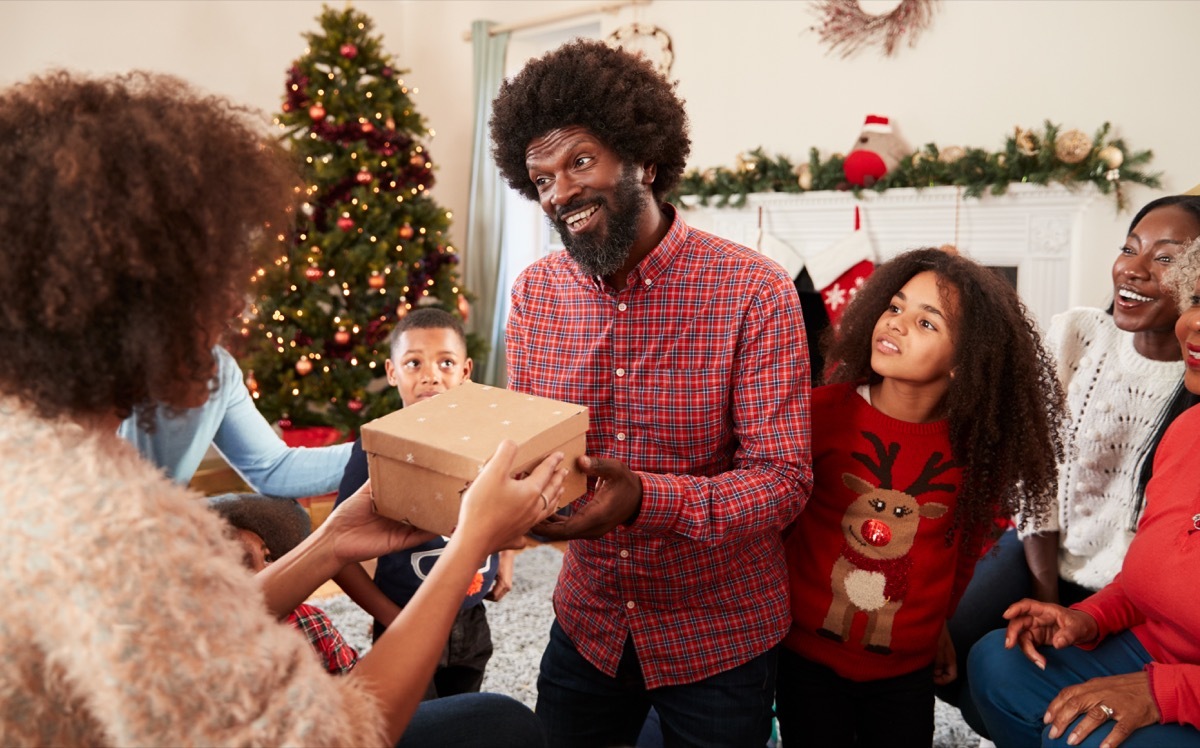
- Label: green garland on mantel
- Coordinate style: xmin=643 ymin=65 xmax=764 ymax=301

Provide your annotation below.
xmin=671 ymin=121 xmax=1160 ymax=212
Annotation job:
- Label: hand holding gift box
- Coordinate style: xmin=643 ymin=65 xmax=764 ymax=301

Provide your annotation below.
xmin=361 ymin=381 xmax=588 ymax=535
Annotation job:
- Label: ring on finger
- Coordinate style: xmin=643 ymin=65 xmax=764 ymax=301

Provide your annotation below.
xmin=1098 ymin=704 xmax=1115 ymax=719
xmin=539 ymin=492 xmax=550 ymax=510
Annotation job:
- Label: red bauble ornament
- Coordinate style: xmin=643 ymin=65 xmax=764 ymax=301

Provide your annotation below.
xmin=304 ymin=266 xmax=323 ymax=281
xmin=334 ymin=330 xmax=352 ymax=345
xmin=340 ymin=43 xmax=358 ymax=58
xmin=369 ymin=274 xmax=385 ymax=289
xmin=398 ymin=223 xmax=414 ymax=240
xmin=347 ymin=398 xmax=364 ymax=413
xmin=245 ymin=370 xmax=259 ymax=392
xmin=282 ymin=102 xmax=292 ymax=112
xmin=295 ymin=357 xmax=313 ymax=376
xmin=278 ymin=418 xmax=293 ymax=430
xmin=396 ymin=302 xmax=409 ymax=319
xmin=355 ymin=169 xmax=372 ymax=184
xmin=457 ymin=294 xmax=470 ymax=323
xmin=337 ymin=215 xmax=355 ymax=232
xmin=308 ymin=104 xmax=326 ymax=121
xmin=381 ymin=66 xmax=393 ymax=78
xmin=361 ymin=122 xmax=375 ymax=133
xmin=410 ymin=153 xmax=426 ymax=168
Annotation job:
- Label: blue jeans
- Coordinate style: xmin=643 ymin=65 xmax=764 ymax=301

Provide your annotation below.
xmin=396 ymin=692 xmax=545 ymax=747
xmin=535 ymin=619 xmax=777 ymax=748
xmin=968 ymin=628 xmax=1200 ymax=747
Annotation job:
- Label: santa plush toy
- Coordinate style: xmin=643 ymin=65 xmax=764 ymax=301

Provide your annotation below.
xmin=843 ymin=114 xmax=911 ymax=188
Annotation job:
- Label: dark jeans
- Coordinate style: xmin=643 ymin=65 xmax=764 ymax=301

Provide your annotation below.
xmin=940 ymin=529 xmax=1097 ymax=735
xmin=969 ymin=628 xmax=1200 ymax=747
xmin=775 ymin=647 xmax=934 ymax=748
xmin=396 ymin=692 xmax=546 ymax=748
xmin=535 ymin=619 xmax=777 ymax=748
xmin=375 ymin=603 xmax=493 ymax=700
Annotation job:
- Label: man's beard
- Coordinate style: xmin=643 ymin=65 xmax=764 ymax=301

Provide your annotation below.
xmin=551 ymin=167 xmax=645 ymax=278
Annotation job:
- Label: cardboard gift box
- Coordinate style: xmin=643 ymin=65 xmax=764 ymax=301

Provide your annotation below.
xmin=360 ymin=381 xmax=589 ymax=535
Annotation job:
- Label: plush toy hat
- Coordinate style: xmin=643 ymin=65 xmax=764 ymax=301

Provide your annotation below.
xmin=843 ymin=114 xmax=912 ymax=188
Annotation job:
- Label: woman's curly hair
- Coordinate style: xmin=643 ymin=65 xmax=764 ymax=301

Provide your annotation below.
xmin=823 ymin=248 xmax=1067 ymax=550
xmin=489 ymin=39 xmax=690 ymax=202
xmin=0 ymin=71 xmax=297 ymax=425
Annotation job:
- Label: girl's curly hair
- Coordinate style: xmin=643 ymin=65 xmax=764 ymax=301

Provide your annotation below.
xmin=0 ymin=71 xmax=297 ymax=425
xmin=489 ymin=39 xmax=690 ymax=202
xmin=823 ymin=248 xmax=1066 ymax=550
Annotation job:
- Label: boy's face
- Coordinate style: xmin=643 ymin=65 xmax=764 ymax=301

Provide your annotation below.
xmin=385 ymin=327 xmax=472 ymax=407
xmin=235 ymin=528 xmax=272 ymax=573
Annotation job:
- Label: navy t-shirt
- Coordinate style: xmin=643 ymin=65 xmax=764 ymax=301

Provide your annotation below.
xmin=335 ymin=439 xmax=497 ymax=610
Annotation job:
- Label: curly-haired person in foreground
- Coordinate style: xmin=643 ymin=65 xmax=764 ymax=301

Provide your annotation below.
xmin=491 ymin=40 xmax=812 ymax=747
xmin=776 ymin=248 xmax=1066 ymax=747
xmin=0 ymin=70 xmax=564 ymax=747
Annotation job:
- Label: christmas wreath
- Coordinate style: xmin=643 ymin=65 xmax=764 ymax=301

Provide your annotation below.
xmin=812 ymin=0 xmax=939 ymax=58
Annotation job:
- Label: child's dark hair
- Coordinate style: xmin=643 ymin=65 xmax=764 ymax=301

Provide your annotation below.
xmin=387 ymin=308 xmax=467 ymax=353
xmin=489 ymin=39 xmax=690 ymax=203
xmin=1120 ymin=195 xmax=1200 ymax=528
xmin=824 ymin=248 xmax=1066 ymax=549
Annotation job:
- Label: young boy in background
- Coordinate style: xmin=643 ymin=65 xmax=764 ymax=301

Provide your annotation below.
xmin=210 ymin=493 xmax=359 ymax=675
xmin=332 ymin=308 xmax=512 ymax=699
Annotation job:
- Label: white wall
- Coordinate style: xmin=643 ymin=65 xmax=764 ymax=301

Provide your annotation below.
xmin=4 ymin=0 xmax=1198 ymax=308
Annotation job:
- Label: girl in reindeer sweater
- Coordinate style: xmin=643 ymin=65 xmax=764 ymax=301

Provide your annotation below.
xmin=777 ymin=248 xmax=1067 ymax=747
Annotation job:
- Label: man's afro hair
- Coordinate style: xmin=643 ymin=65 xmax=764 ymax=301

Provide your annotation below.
xmin=489 ymin=39 xmax=690 ymax=202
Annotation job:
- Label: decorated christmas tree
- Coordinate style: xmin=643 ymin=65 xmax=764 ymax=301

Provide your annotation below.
xmin=235 ymin=6 xmax=472 ymax=435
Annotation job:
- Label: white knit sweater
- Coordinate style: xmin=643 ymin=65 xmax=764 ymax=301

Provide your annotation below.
xmin=1030 ymin=308 xmax=1183 ymax=590
xmin=0 ymin=397 xmax=387 ymax=747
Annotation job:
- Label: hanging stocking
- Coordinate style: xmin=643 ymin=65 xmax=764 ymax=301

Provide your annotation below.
xmin=804 ymin=206 xmax=877 ymax=325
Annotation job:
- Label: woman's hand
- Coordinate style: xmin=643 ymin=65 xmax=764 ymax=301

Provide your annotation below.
xmin=1002 ymin=598 xmax=1099 ymax=669
xmin=485 ymin=549 xmax=516 ymax=602
xmin=455 ymin=440 xmax=566 ymax=554
xmin=320 ymin=482 xmax=438 ymax=567
xmin=1044 ymin=672 xmax=1160 ymax=747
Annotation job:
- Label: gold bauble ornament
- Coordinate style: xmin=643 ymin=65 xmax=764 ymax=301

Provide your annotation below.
xmin=939 ymin=146 xmax=966 ymax=164
xmin=995 ymin=153 xmax=1007 ymax=168
xmin=701 ymin=168 xmax=717 ymax=184
xmin=334 ymin=329 xmax=351 ymax=345
xmin=735 ymin=152 xmax=758 ymax=173
xmin=795 ymin=163 xmax=813 ymax=190
xmin=1098 ymin=144 xmax=1124 ymax=169
xmin=1054 ymin=129 xmax=1093 ymax=164
xmin=368 ymin=273 xmax=385 ymax=289
xmin=1014 ymin=127 xmax=1039 ymax=157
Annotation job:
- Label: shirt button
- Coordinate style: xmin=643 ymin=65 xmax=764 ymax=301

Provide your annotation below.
xmin=643 ymin=278 xmax=652 ymax=286
xmin=616 ymin=432 xmax=627 ymax=441
xmin=618 ymin=302 xmax=627 ymax=311
xmin=616 ymin=368 xmax=626 ymax=377
xmin=620 ymin=549 xmax=630 ymax=558
xmin=626 ymin=600 xmax=636 ymax=609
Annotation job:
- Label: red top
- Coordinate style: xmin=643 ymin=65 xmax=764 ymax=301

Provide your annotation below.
xmin=506 ymin=207 xmax=811 ymax=688
xmin=287 ymin=603 xmax=358 ymax=676
xmin=1073 ymin=403 xmax=1200 ymax=729
xmin=784 ymin=382 xmax=975 ymax=681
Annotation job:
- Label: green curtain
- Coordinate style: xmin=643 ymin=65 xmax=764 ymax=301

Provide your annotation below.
xmin=464 ymin=19 xmax=511 ymax=385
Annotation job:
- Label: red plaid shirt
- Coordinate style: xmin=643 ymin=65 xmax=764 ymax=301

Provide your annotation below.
xmin=507 ymin=207 xmax=812 ymax=688
xmin=287 ymin=603 xmax=358 ymax=676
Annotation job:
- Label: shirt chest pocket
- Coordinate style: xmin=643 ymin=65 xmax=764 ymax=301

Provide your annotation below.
xmin=626 ymin=369 xmax=731 ymax=458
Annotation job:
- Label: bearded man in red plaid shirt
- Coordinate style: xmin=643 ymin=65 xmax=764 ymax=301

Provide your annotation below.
xmin=489 ymin=40 xmax=812 ymax=748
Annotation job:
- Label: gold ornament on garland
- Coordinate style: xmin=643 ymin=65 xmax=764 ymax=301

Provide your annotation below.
xmin=938 ymin=145 xmax=966 ymax=164
xmin=811 ymin=0 xmax=939 ymax=58
xmin=1098 ymin=144 xmax=1124 ymax=169
xmin=1054 ymin=129 xmax=1093 ymax=164
xmin=796 ymin=162 xmax=814 ymax=190
xmin=1014 ymin=127 xmax=1039 ymax=157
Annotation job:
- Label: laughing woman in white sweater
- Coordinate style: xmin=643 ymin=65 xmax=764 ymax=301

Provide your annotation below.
xmin=942 ymin=194 xmax=1200 ymax=734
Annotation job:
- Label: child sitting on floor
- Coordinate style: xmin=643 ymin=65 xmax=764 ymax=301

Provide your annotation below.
xmin=776 ymin=248 xmax=1067 ymax=747
xmin=210 ymin=493 xmax=358 ymax=675
xmin=333 ymin=308 xmax=513 ymax=699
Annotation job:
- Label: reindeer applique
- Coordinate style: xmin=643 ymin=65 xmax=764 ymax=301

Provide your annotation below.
xmin=817 ymin=432 xmax=957 ymax=654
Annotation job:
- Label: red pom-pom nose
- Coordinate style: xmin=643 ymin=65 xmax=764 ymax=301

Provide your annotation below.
xmin=860 ymin=519 xmax=891 ymax=546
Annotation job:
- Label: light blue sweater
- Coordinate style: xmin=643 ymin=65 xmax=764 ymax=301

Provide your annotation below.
xmin=117 ymin=346 xmax=352 ymax=497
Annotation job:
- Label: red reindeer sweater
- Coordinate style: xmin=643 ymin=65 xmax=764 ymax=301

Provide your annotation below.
xmin=783 ymin=382 xmax=975 ymax=681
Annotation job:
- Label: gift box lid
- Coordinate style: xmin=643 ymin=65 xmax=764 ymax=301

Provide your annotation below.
xmin=360 ymin=381 xmax=589 ymax=480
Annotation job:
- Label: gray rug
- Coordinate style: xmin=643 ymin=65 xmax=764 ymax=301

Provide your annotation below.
xmin=317 ymin=544 xmax=980 ymax=747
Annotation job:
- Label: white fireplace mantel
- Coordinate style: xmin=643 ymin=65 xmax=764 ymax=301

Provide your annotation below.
xmin=679 ymin=183 xmax=1099 ymax=330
